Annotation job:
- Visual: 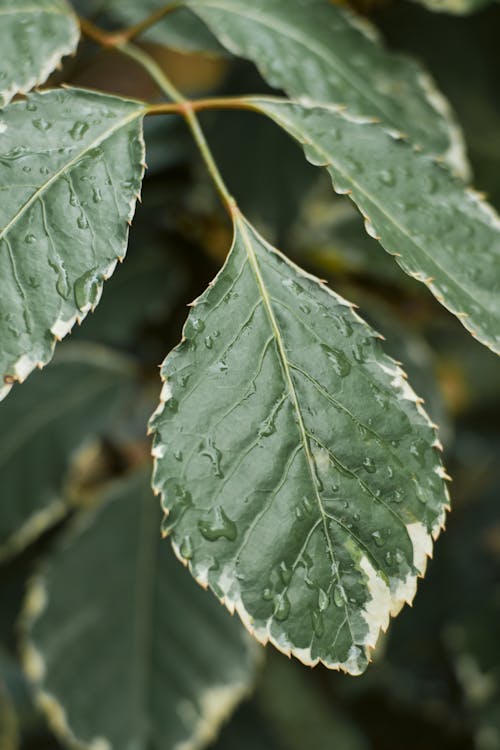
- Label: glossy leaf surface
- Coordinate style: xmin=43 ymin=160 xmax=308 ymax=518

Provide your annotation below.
xmin=0 ymin=343 xmax=136 ymax=561
xmin=251 ymin=98 xmax=500 ymax=354
xmin=0 ymin=0 xmax=79 ymax=107
xmin=22 ymin=471 xmax=258 ymax=750
xmin=151 ymin=213 xmax=449 ymax=675
xmin=0 ymin=88 xmax=145 ymax=399
xmin=185 ymin=0 xmax=467 ymax=171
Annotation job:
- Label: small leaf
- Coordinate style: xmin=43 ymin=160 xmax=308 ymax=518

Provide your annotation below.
xmin=0 ymin=343 xmax=136 ymax=561
xmin=0 ymin=88 xmax=146 ymax=399
xmin=250 ymin=97 xmax=500 ymax=354
xmin=150 ymin=212 xmax=450 ymax=675
xmin=185 ymin=0 xmax=468 ymax=173
xmin=0 ymin=0 xmax=79 ymax=107
xmin=21 ymin=471 xmax=259 ymax=750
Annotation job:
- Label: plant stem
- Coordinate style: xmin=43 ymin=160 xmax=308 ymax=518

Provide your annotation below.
xmin=79 ymin=4 xmax=181 ymax=47
xmin=118 ymin=3 xmax=181 ymax=42
xmin=119 ymin=42 xmax=237 ymax=214
xmin=147 ymin=97 xmax=260 ymax=116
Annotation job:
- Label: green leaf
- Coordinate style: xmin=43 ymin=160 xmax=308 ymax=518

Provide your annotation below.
xmin=257 ymin=653 xmax=369 ymax=749
xmin=185 ymin=0 xmax=467 ymax=173
xmin=21 ymin=471 xmax=259 ymax=750
xmin=150 ymin=212 xmax=450 ymax=676
xmin=0 ymin=0 xmax=79 ymax=107
xmin=445 ymin=597 xmax=500 ymax=750
xmin=0 ymin=88 xmax=146 ymax=399
xmin=248 ymin=97 xmax=500 ymax=354
xmin=0 ymin=343 xmax=136 ymax=561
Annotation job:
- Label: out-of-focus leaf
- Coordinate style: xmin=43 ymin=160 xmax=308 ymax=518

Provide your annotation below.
xmin=0 ymin=343 xmax=136 ymax=561
xmin=184 ymin=0 xmax=468 ymax=172
xmin=151 ymin=211 xmax=449 ymax=676
xmin=258 ymin=653 xmax=370 ymax=749
xmin=210 ymin=699 xmax=284 ymax=750
xmin=411 ymin=0 xmax=494 ymax=14
xmin=250 ymin=97 xmax=500 ymax=354
xmin=0 ymin=0 xmax=79 ymax=107
xmin=73 ymin=234 xmax=188 ymax=347
xmin=22 ymin=471 xmax=259 ymax=750
xmin=0 ymin=680 xmax=17 ymax=750
xmin=445 ymin=594 xmax=500 ymax=750
xmin=289 ymin=181 xmax=416 ymax=290
xmin=0 ymin=88 xmax=145 ymax=399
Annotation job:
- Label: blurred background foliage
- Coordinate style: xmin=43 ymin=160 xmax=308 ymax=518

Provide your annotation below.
xmin=1 ymin=0 xmax=500 ymax=747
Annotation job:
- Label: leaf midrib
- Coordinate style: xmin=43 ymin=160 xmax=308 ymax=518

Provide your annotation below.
xmin=236 ymin=215 xmax=355 ymax=640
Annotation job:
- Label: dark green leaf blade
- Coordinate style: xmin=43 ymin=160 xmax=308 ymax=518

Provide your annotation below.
xmin=0 ymin=88 xmax=146 ymax=399
xmin=0 ymin=0 xmax=80 ymax=107
xmin=250 ymin=97 xmax=500 ymax=354
xmin=0 ymin=343 xmax=136 ymax=561
xmin=150 ymin=212 xmax=450 ymax=675
xmin=185 ymin=0 xmax=467 ymax=172
xmin=21 ymin=471 xmax=259 ymax=750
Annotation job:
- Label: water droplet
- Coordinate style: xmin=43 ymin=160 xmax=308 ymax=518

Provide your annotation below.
xmin=77 ymin=213 xmax=88 ymax=230
xmin=363 ymin=457 xmax=376 ymax=473
xmin=394 ymin=549 xmax=405 ymax=564
xmin=318 ymin=587 xmax=329 ymax=611
xmin=299 ymin=303 xmax=310 ymax=314
xmin=198 ymin=506 xmax=237 ymax=542
xmin=274 ymin=593 xmax=291 ymax=621
xmin=371 ymin=530 xmax=385 ymax=547
xmin=69 ymin=121 xmax=90 ymax=141
xmin=185 ymin=317 xmax=205 ymax=338
xmin=32 ymin=118 xmax=52 ymax=131
xmin=279 ymin=561 xmax=292 ymax=585
xmin=321 ymin=344 xmax=351 ymax=377
xmin=385 ymin=551 xmax=393 ymax=565
xmin=262 ymin=588 xmax=274 ymax=601
xmin=200 ymin=437 xmax=223 ymax=477
xmin=204 ymin=335 xmax=213 ymax=349
xmin=312 ymin=611 xmax=324 ymax=637
xmin=25 ymin=101 xmax=37 ymax=111
xmin=379 ymin=169 xmax=395 ymax=186
xmin=174 ymin=450 xmax=183 ymax=462
xmin=295 ymin=506 xmax=304 ymax=520
xmin=92 ymin=187 xmax=102 ymax=204
xmin=22 ymin=165 xmax=31 ymax=173
xmin=302 ymin=497 xmax=313 ymax=516
xmin=180 ymin=536 xmax=193 ymax=560
xmin=333 ymin=584 xmax=345 ymax=608
xmin=24 ymin=234 xmax=36 ymax=244
xmin=74 ymin=269 xmax=99 ymax=310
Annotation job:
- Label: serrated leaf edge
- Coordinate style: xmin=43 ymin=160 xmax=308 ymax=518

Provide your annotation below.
xmin=0 ymin=3 xmax=81 ymax=108
xmin=0 ymin=89 xmax=147 ymax=400
xmin=150 ymin=213 xmax=451 ymax=675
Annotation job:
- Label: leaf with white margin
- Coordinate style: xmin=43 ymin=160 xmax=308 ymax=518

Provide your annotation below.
xmin=0 ymin=88 xmax=146 ymax=400
xmin=0 ymin=0 xmax=79 ymax=108
xmin=412 ymin=0 xmax=493 ymax=13
xmin=150 ymin=211 xmax=450 ymax=676
xmin=247 ymin=97 xmax=500 ymax=354
xmin=0 ymin=343 xmax=137 ymax=562
xmin=21 ymin=471 xmax=259 ymax=750
xmin=184 ymin=0 xmax=468 ymax=175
